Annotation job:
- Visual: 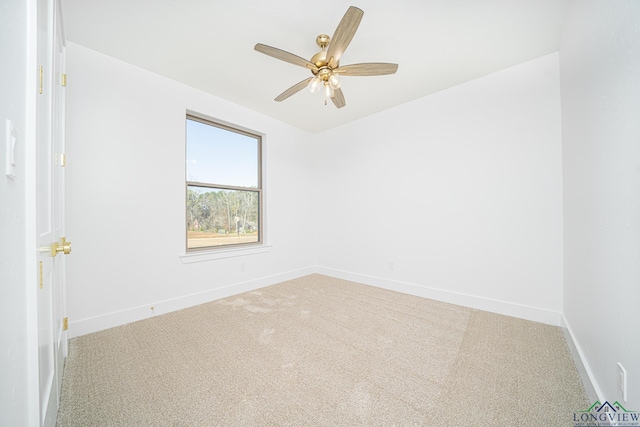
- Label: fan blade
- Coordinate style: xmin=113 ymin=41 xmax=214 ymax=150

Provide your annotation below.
xmin=326 ymin=6 xmax=364 ymax=69
xmin=331 ymin=88 xmax=346 ymax=109
xmin=333 ymin=62 xmax=398 ymax=76
xmin=255 ymin=44 xmax=319 ymax=72
xmin=275 ymin=77 xmax=314 ymax=102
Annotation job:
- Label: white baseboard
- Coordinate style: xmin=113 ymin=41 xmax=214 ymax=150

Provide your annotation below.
xmin=561 ymin=314 xmax=601 ymax=403
xmin=68 ymin=266 xmax=315 ymax=338
xmin=315 ymin=267 xmax=563 ymax=326
xmin=69 ymin=265 xmax=563 ymax=338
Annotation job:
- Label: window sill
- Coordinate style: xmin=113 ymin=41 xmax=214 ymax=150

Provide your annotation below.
xmin=179 ymin=244 xmax=272 ymax=264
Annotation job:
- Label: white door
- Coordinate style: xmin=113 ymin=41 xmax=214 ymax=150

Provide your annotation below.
xmin=36 ymin=0 xmax=68 ymax=425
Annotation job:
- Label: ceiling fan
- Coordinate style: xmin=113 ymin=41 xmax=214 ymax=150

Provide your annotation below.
xmin=254 ymin=6 xmax=398 ymax=108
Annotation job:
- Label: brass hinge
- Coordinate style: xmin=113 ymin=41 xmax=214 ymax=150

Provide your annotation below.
xmin=63 ymin=317 xmax=68 ymax=331
xmin=62 ymin=73 xmax=67 ymax=87
xmin=39 ymin=261 xmax=43 ymax=289
xmin=39 ymin=66 xmax=43 ymax=94
xmin=60 ymin=153 xmax=67 ymax=167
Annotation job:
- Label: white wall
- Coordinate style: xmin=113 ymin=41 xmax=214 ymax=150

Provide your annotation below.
xmin=66 ymin=45 xmax=565 ymax=335
xmin=65 ymin=43 xmax=316 ymax=337
xmin=561 ymin=0 xmax=640 ymax=408
xmin=0 ymin=0 xmax=39 ymax=425
xmin=314 ymin=53 xmax=564 ymax=325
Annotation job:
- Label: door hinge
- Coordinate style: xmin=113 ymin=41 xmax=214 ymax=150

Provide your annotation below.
xmin=39 ymin=261 xmax=43 ymax=289
xmin=61 ymin=73 xmax=67 ymax=87
xmin=63 ymin=317 xmax=68 ymax=331
xmin=39 ymin=66 xmax=44 ymax=94
xmin=60 ymin=153 xmax=67 ymax=167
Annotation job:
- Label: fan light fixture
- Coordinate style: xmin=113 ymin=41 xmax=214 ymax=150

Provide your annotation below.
xmin=306 ymin=34 xmax=343 ymax=104
xmin=307 ymin=72 xmax=342 ymax=100
xmin=254 ymin=6 xmax=398 ymax=109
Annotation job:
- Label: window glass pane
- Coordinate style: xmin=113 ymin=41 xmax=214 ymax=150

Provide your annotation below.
xmin=186 ymin=118 xmax=258 ymax=187
xmin=187 ymin=186 xmax=260 ymax=249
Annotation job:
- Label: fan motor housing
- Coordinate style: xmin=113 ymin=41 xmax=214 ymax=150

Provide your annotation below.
xmin=311 ymin=51 xmax=331 ymax=69
xmin=311 ymin=34 xmax=337 ymax=71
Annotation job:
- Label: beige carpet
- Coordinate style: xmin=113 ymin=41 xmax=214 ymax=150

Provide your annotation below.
xmin=56 ymin=274 xmax=588 ymax=426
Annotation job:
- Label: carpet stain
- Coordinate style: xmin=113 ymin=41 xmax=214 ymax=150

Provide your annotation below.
xmin=349 ymin=382 xmax=373 ymax=418
xmin=244 ymin=305 xmax=271 ymax=313
xmin=218 ymin=297 xmax=250 ymax=307
xmin=258 ymin=328 xmax=275 ymax=344
xmin=377 ymin=335 xmax=394 ymax=346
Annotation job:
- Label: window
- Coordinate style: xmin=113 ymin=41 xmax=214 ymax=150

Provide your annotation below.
xmin=185 ymin=115 xmax=262 ymax=251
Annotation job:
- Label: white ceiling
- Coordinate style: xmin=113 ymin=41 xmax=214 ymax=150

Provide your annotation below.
xmin=61 ymin=0 xmax=569 ymax=133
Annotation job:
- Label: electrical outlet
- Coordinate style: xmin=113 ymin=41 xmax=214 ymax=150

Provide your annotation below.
xmin=617 ymin=362 xmax=627 ymax=402
xmin=240 ymin=262 xmax=246 ymax=272
xmin=388 ymin=261 xmax=395 ymax=271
